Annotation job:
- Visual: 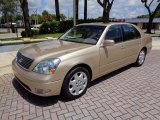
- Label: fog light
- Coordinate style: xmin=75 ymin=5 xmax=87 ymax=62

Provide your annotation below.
xmin=34 ymin=89 xmax=51 ymax=94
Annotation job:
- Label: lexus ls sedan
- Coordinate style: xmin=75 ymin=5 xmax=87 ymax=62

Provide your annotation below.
xmin=12 ymin=23 xmax=152 ymax=99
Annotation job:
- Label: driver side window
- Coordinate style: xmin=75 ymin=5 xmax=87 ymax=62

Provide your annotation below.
xmin=105 ymin=25 xmax=123 ymax=44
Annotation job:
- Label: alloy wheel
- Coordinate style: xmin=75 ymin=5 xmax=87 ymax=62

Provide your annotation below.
xmin=138 ymin=50 xmax=145 ymax=65
xmin=69 ymin=72 xmax=88 ymax=96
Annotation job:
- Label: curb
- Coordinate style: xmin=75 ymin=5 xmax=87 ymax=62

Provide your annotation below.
xmin=151 ymin=35 xmax=160 ymax=37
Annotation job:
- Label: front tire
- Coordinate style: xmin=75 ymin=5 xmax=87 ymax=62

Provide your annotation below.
xmin=61 ymin=67 xmax=90 ymax=100
xmin=135 ymin=49 xmax=146 ymax=67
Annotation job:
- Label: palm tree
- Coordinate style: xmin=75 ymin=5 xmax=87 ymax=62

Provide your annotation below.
xmin=19 ymin=0 xmax=32 ymax=37
xmin=75 ymin=0 xmax=79 ymax=20
xmin=84 ymin=0 xmax=87 ymax=20
xmin=55 ymin=0 xmax=60 ymax=21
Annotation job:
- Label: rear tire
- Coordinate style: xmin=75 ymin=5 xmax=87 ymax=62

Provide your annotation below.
xmin=61 ymin=67 xmax=90 ymax=100
xmin=135 ymin=49 xmax=146 ymax=67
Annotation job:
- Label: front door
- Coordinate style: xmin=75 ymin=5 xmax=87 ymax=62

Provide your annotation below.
xmin=99 ymin=25 xmax=125 ymax=76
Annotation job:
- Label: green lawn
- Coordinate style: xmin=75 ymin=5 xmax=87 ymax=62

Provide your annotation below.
xmin=0 ymin=37 xmax=22 ymax=41
xmin=31 ymin=33 xmax=62 ymax=39
xmin=0 ymin=32 xmax=7 ymax=34
xmin=0 ymin=33 xmax=63 ymax=41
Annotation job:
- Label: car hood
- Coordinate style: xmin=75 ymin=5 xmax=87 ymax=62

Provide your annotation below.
xmin=19 ymin=39 xmax=92 ymax=60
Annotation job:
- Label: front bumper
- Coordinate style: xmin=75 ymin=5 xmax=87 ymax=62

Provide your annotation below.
xmin=12 ymin=59 xmax=63 ymax=97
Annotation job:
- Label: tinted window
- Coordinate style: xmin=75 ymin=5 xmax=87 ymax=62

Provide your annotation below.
xmin=133 ymin=26 xmax=141 ymax=38
xmin=105 ymin=25 xmax=123 ymax=44
xmin=122 ymin=25 xmax=141 ymax=41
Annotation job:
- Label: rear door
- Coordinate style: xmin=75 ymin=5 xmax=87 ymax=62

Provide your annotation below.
xmin=122 ymin=24 xmax=141 ymax=64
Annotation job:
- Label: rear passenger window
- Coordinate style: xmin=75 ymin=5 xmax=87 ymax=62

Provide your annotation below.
xmin=122 ymin=25 xmax=141 ymax=41
xmin=105 ymin=25 xmax=123 ymax=44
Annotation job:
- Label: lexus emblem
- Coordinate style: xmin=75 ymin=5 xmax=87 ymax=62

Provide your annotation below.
xmin=19 ymin=58 xmax=23 ymax=63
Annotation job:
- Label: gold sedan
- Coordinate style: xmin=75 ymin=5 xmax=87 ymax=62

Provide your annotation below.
xmin=12 ymin=23 xmax=152 ymax=100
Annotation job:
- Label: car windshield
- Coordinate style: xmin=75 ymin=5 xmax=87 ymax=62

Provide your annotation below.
xmin=60 ymin=25 xmax=106 ymax=45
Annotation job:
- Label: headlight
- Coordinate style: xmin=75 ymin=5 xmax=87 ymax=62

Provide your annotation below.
xmin=33 ymin=58 xmax=61 ymax=75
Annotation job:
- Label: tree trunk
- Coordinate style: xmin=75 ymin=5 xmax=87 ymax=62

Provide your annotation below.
xmin=106 ymin=12 xmax=109 ymax=23
xmin=84 ymin=0 xmax=87 ymax=20
xmin=103 ymin=7 xmax=110 ymax=23
xmin=146 ymin=16 xmax=154 ymax=33
xmin=103 ymin=10 xmax=106 ymax=22
xmin=20 ymin=0 xmax=32 ymax=37
xmin=55 ymin=0 xmax=60 ymax=21
xmin=75 ymin=0 xmax=79 ymax=20
xmin=10 ymin=15 xmax=13 ymax=33
xmin=103 ymin=11 xmax=109 ymax=23
xmin=144 ymin=3 xmax=160 ymax=34
xmin=6 ymin=14 xmax=10 ymax=33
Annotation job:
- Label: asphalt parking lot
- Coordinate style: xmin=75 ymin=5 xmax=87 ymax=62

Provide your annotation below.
xmin=0 ymin=49 xmax=160 ymax=120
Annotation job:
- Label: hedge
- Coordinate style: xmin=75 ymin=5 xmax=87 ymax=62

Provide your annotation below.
xmin=58 ymin=19 xmax=105 ymax=33
xmin=21 ymin=19 xmax=106 ymax=37
xmin=39 ymin=19 xmax=105 ymax=34
xmin=21 ymin=29 xmax=39 ymax=37
xmin=39 ymin=21 xmax=59 ymax=34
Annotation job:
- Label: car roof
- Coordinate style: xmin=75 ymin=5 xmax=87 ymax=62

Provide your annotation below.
xmin=77 ymin=22 xmax=132 ymax=27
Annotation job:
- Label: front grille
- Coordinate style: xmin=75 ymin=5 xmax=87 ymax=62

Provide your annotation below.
xmin=16 ymin=52 xmax=34 ymax=69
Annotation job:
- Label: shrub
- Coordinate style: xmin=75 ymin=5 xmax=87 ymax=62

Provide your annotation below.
xmin=39 ymin=22 xmax=50 ymax=34
xmin=32 ymin=29 xmax=39 ymax=35
xmin=39 ymin=21 xmax=60 ymax=34
xmin=21 ymin=31 xmax=27 ymax=37
xmin=50 ymin=21 xmax=59 ymax=33
xmin=58 ymin=19 xmax=105 ymax=33
xmin=58 ymin=20 xmax=73 ymax=33
xmin=21 ymin=30 xmax=39 ymax=37
xmin=39 ymin=19 xmax=107 ymax=34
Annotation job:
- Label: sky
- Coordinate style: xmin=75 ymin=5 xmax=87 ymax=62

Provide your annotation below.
xmin=28 ymin=0 xmax=158 ymax=19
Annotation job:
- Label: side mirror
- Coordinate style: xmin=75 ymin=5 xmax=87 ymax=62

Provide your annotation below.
xmin=103 ymin=40 xmax=115 ymax=46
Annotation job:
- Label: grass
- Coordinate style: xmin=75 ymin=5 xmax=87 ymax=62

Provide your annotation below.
xmin=0 ymin=32 xmax=7 ymax=34
xmin=0 ymin=37 xmax=22 ymax=41
xmin=31 ymin=33 xmax=62 ymax=39
xmin=0 ymin=33 xmax=63 ymax=41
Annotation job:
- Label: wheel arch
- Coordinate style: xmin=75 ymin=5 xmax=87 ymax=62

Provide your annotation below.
xmin=60 ymin=63 xmax=93 ymax=96
xmin=65 ymin=63 xmax=93 ymax=80
xmin=142 ymin=47 xmax=147 ymax=54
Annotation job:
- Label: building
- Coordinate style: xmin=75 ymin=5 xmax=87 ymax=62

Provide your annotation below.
xmin=125 ymin=18 xmax=160 ymax=30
